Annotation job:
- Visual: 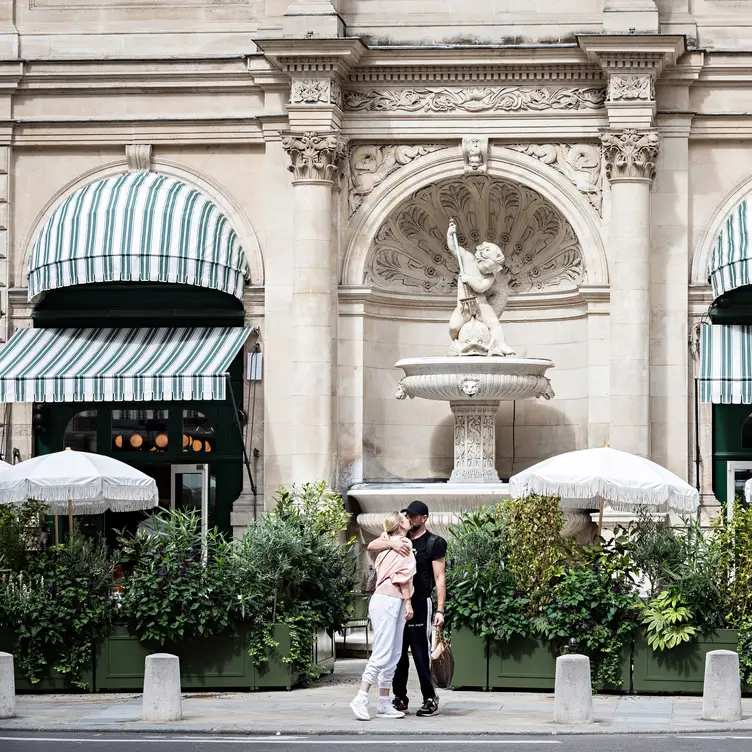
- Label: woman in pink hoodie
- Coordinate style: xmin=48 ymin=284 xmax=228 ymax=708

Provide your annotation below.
xmin=350 ymin=512 xmax=416 ymax=721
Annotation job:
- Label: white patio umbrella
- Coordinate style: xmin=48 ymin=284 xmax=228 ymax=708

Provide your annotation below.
xmin=0 ymin=450 xmax=158 ymax=539
xmin=508 ymin=446 xmax=699 ymax=537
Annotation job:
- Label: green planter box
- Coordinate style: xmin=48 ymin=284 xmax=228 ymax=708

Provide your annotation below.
xmin=96 ymin=624 xmax=334 ymax=692
xmin=633 ymin=629 xmax=738 ymax=694
xmin=449 ymin=628 xmax=488 ymax=690
xmin=0 ymin=628 xmax=94 ymax=693
xmin=488 ymin=636 xmax=631 ymax=693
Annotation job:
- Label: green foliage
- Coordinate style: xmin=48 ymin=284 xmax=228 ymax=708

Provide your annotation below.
xmin=0 ymin=500 xmax=49 ymax=573
xmin=0 ymin=533 xmax=116 ymax=687
xmin=535 ymin=539 xmax=640 ymax=691
xmin=232 ymin=482 xmax=355 ymax=680
xmin=641 ymin=590 xmax=697 ymax=651
xmin=117 ymin=509 xmax=239 ymax=644
xmin=624 ymin=509 xmax=682 ymax=597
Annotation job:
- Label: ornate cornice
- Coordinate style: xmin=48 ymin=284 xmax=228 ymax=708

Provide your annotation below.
xmin=282 ymin=130 xmax=346 ymax=183
xmin=600 ymin=129 xmax=659 ymax=182
xmin=343 ymin=86 xmax=606 ymax=114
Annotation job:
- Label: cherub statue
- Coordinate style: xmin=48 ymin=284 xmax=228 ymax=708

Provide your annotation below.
xmin=447 ymin=218 xmax=515 ymax=356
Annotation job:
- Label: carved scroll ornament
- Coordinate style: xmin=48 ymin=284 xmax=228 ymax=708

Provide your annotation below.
xmin=282 ymin=131 xmax=346 ymax=183
xmin=601 ymin=129 xmax=659 ymax=182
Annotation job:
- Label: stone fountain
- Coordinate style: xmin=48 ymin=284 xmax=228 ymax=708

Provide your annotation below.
xmin=347 ymin=218 xmax=599 ymax=541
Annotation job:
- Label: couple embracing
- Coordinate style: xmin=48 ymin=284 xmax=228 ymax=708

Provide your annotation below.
xmin=350 ymin=501 xmax=447 ymax=721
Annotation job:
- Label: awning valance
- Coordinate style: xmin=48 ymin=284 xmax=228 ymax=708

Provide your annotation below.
xmin=0 ymin=327 xmax=251 ymax=403
xmin=700 ymin=324 xmax=752 ymax=404
xmin=708 ymin=195 xmax=752 ymax=300
xmin=28 ymin=172 xmax=248 ymax=301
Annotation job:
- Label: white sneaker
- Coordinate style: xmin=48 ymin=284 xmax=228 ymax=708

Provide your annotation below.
xmin=350 ymin=694 xmax=370 ymax=721
xmin=376 ymin=703 xmax=405 ymax=719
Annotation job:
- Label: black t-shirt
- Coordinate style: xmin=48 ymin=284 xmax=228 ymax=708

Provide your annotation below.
xmin=410 ymin=531 xmax=447 ymax=599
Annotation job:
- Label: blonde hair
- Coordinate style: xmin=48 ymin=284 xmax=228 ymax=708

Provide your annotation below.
xmin=382 ymin=512 xmax=402 ymax=537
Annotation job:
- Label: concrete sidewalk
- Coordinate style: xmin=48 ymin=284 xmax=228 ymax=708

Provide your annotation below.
xmin=3 ymin=659 xmax=752 ymax=736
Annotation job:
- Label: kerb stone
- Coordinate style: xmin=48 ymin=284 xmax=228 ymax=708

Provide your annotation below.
xmin=142 ymin=653 xmax=181 ymax=722
xmin=0 ymin=652 xmax=15 ymax=718
xmin=702 ymin=649 xmax=742 ymax=722
xmin=553 ymin=654 xmax=593 ymax=725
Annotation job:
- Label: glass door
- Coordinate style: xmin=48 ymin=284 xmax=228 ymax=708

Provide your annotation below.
xmin=726 ymin=461 xmax=752 ymax=520
xmin=171 ymin=464 xmax=210 ymax=559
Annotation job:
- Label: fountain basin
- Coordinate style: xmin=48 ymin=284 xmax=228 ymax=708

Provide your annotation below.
xmin=396 ymin=356 xmax=555 ymax=402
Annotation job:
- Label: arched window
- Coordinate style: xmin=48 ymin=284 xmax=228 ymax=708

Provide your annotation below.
xmin=64 ymin=410 xmax=97 ymax=452
xmin=182 ymin=410 xmax=216 ymax=454
xmin=743 ymin=413 xmax=752 ymax=450
xmin=111 ymin=409 xmax=169 ymax=453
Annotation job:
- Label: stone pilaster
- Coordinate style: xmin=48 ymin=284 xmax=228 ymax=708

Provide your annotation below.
xmin=601 ymin=128 xmax=659 ymax=458
xmin=282 ymin=130 xmax=346 ymax=485
xmin=282 ymin=0 xmax=344 ymax=38
xmin=449 ymin=401 xmax=500 ymax=484
xmin=602 ymin=0 xmax=659 ymax=35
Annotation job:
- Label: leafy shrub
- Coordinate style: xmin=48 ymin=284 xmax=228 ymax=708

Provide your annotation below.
xmin=0 ymin=533 xmax=116 ymax=687
xmin=641 ymin=590 xmax=697 ymax=650
xmin=118 ymin=509 xmax=239 ymax=644
xmin=0 ymin=500 xmax=49 ymax=573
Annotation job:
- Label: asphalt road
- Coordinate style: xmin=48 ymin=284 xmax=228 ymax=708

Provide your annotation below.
xmin=5 ymin=734 xmax=752 ymax=752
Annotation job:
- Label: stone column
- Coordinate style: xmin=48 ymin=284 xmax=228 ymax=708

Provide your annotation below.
xmin=449 ymin=402 xmax=500 ymax=484
xmin=601 ymin=129 xmax=659 ymax=458
xmin=282 ymin=131 xmax=344 ymax=485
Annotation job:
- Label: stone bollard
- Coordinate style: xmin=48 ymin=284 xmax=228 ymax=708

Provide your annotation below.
xmin=142 ymin=653 xmax=182 ymax=722
xmin=554 ymin=654 xmax=593 ymax=725
xmin=0 ymin=652 xmax=15 ymax=719
xmin=702 ymin=650 xmax=742 ymax=722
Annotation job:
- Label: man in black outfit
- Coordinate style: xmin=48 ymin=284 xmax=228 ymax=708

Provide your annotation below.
xmin=367 ymin=500 xmax=447 ymax=717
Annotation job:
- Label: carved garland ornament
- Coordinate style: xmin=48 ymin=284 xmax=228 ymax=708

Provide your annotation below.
xmin=282 ymin=131 xmax=347 ymax=183
xmin=507 ymin=143 xmax=605 ymax=215
xmin=343 ymin=86 xmax=606 ymax=113
xmin=346 ymin=144 xmax=448 ymax=217
xmin=601 ymin=129 xmax=659 ymax=182
xmin=365 ymin=175 xmax=585 ymax=295
xmin=607 ymin=74 xmax=653 ymax=102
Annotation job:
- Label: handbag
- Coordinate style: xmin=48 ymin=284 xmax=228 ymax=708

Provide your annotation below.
xmin=362 ymin=565 xmax=377 ymax=594
xmin=430 ymin=627 xmax=454 ymax=689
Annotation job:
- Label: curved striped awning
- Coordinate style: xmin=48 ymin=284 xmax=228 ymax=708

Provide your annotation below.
xmin=708 ymin=195 xmax=752 ymax=300
xmin=28 ymin=172 xmax=249 ymax=301
xmin=700 ymin=324 xmax=752 ymax=404
xmin=0 ymin=327 xmax=250 ymax=403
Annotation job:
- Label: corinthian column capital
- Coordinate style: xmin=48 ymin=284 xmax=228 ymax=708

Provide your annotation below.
xmin=282 ymin=130 xmax=346 ymax=183
xmin=601 ymin=128 xmax=659 ymax=182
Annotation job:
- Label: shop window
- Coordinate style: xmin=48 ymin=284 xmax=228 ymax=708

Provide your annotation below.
xmin=112 ymin=409 xmax=169 ymax=453
xmin=64 ymin=410 xmax=97 ymax=452
xmin=182 ymin=410 xmax=216 ymax=454
xmin=743 ymin=413 xmax=752 ymax=450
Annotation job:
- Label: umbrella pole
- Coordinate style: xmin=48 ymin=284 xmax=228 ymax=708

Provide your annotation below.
xmin=597 ymin=496 xmax=605 ymax=539
xmin=67 ymin=499 xmax=73 ymax=537
xmin=54 ymin=514 xmax=59 ymax=546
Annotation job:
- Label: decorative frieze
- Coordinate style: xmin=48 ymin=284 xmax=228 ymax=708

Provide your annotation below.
xmin=282 ymin=130 xmax=346 ymax=183
xmin=347 ymin=144 xmax=447 ymax=217
xmin=462 ymin=136 xmax=488 ymax=175
xmin=365 ymin=176 xmax=584 ymax=295
xmin=507 ymin=143 xmax=605 ymax=215
xmin=600 ymin=129 xmax=659 ymax=182
xmin=290 ymin=77 xmax=342 ymax=108
xmin=343 ymin=86 xmax=606 ymax=114
xmin=607 ymin=74 xmax=654 ymax=102
xmin=348 ymin=66 xmax=605 ymax=86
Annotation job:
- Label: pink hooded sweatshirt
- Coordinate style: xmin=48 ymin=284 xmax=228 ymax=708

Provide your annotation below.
xmin=373 ymin=545 xmax=416 ymax=600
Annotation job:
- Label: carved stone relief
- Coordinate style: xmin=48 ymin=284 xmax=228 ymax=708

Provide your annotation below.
xmin=365 ymin=176 xmax=585 ymax=295
xmin=282 ymin=131 xmax=347 ymax=183
xmin=343 ymin=86 xmax=606 ymax=113
xmin=290 ymin=78 xmax=342 ymax=108
xmin=346 ymin=144 xmax=448 ymax=217
xmin=601 ymin=129 xmax=660 ymax=182
xmin=607 ymin=74 xmax=654 ymax=102
xmin=507 ymin=143 xmax=605 ymax=215
xmin=462 ymin=136 xmax=488 ymax=175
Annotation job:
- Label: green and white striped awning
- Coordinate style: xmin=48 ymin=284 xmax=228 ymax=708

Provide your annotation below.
xmin=700 ymin=324 xmax=752 ymax=403
xmin=708 ymin=195 xmax=752 ymax=300
xmin=0 ymin=327 xmax=251 ymax=403
xmin=28 ymin=172 xmax=249 ymax=301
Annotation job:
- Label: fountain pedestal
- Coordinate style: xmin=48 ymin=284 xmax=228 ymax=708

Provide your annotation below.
xmin=449 ymin=401 xmax=500 ymax=483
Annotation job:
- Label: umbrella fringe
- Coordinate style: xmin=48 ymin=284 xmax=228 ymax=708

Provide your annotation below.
xmin=0 ymin=478 xmax=157 ymax=509
xmin=508 ymin=478 xmax=698 ymax=515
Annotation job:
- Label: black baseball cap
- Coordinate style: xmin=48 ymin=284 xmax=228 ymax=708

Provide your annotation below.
xmin=401 ymin=500 xmax=429 ymax=517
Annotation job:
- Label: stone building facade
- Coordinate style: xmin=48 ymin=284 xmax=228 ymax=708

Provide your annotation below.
xmin=0 ymin=0 xmax=751 ymax=534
